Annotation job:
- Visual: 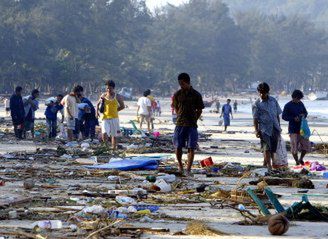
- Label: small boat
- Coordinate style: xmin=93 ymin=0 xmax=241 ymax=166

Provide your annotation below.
xmin=308 ymin=91 xmax=328 ymax=101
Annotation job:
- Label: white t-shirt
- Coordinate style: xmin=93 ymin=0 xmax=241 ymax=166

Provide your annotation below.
xmin=137 ymin=96 xmax=151 ymax=115
xmin=62 ymin=95 xmax=78 ymax=119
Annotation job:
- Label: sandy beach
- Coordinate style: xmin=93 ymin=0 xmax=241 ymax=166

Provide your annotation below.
xmin=0 ymin=96 xmax=327 ymax=238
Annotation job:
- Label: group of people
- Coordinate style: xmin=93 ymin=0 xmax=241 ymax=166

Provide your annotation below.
xmin=9 ymin=87 xmax=40 ymax=139
xmin=136 ymin=89 xmax=161 ymax=132
xmin=9 ymin=81 xmax=125 ymax=150
xmin=253 ymin=83 xmax=310 ymax=170
xmin=170 ymin=74 xmax=310 ymax=176
xmin=8 ymin=73 xmax=311 ymax=176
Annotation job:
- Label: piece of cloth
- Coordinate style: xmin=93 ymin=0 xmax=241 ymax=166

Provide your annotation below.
xmin=172 ymin=87 xmax=204 ymax=127
xmin=46 ymin=118 xmax=57 ymax=138
xmin=289 ymin=133 xmax=311 ymax=154
xmin=253 ymin=96 xmax=282 ymax=137
xmin=62 ymin=94 xmax=78 ymax=120
xmin=260 ymin=128 xmax=280 ymax=153
xmin=10 ymin=94 xmax=25 ymax=125
xmin=101 ymin=118 xmax=121 ymax=137
xmin=282 ymin=101 xmax=308 ymax=134
xmin=173 ymin=126 xmax=198 ymax=149
xmin=102 ymin=95 xmax=119 ymax=119
xmin=138 ymin=96 xmax=151 ymax=115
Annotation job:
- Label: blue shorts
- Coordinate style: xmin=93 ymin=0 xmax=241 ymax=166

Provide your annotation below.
xmin=223 ymin=115 xmax=230 ymax=126
xmin=173 ymin=126 xmax=198 ymax=149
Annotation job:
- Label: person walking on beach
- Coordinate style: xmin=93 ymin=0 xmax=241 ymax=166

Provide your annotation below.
xmin=137 ymin=90 xmax=152 ymax=132
xmin=220 ymin=99 xmax=233 ymax=131
xmin=233 ymin=100 xmax=238 ymax=113
xmin=215 ymin=100 xmax=220 ymax=113
xmin=96 ymin=80 xmax=124 ymax=150
xmin=172 ymin=73 xmax=204 ymax=176
xmin=282 ymin=90 xmax=310 ymax=165
xmin=253 ymin=82 xmax=282 ymax=171
xmin=23 ymin=89 xmax=40 ymax=138
xmin=10 ymin=86 xmax=25 ymax=139
xmin=62 ymin=86 xmax=81 ymax=141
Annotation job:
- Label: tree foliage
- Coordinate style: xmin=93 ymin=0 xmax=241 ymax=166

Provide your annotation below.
xmin=0 ymin=0 xmax=327 ymax=94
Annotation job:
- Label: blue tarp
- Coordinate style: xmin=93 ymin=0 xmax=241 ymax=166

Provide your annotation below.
xmin=86 ymin=157 xmax=160 ymax=171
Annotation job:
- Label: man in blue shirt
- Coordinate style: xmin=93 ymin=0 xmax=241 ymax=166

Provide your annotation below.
xmin=220 ymin=99 xmax=233 ymax=131
xmin=78 ymin=86 xmax=98 ymax=140
xmin=253 ymin=82 xmax=282 ymax=170
xmin=282 ymin=90 xmax=310 ymax=165
xmin=45 ymin=95 xmax=64 ymax=138
xmin=10 ymin=86 xmax=25 ymax=139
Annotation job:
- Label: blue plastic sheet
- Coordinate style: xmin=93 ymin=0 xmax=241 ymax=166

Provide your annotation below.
xmin=86 ymin=157 xmax=159 ymax=171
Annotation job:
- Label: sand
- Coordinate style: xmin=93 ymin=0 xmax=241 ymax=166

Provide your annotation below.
xmin=0 ymin=96 xmax=327 ymax=238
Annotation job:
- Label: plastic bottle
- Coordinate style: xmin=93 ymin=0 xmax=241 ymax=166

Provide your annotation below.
xmin=238 ymin=204 xmax=246 ymax=211
xmin=156 ymin=174 xmax=176 ymax=183
xmin=32 ymin=220 xmax=63 ymax=229
xmin=108 ymin=210 xmax=127 ymax=219
xmin=133 ymin=205 xmax=159 ymax=213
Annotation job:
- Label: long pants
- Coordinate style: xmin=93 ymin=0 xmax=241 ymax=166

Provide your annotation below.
xmin=83 ymin=119 xmax=97 ymax=139
xmin=73 ymin=118 xmax=81 ymax=140
xmin=14 ymin=125 xmax=23 ymax=139
xmin=46 ymin=118 xmax=57 ymax=138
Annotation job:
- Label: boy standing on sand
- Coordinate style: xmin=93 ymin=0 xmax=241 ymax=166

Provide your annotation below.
xmin=220 ymin=99 xmax=233 ymax=131
xmin=172 ymin=73 xmax=204 ymax=176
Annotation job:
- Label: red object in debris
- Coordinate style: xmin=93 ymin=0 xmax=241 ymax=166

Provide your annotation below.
xmin=200 ymin=157 xmax=214 ymax=167
xmin=0 ymin=181 xmax=5 ymax=186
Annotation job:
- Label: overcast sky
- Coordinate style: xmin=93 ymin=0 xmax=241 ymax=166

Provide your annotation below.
xmin=145 ymin=0 xmax=186 ymax=11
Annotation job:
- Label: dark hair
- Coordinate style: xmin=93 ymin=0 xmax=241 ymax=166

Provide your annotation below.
xmin=57 ymin=94 xmax=63 ymax=98
xmin=73 ymin=85 xmax=81 ymax=93
xmin=178 ymin=73 xmax=190 ymax=84
xmin=75 ymin=85 xmax=83 ymax=92
xmin=15 ymin=86 xmax=23 ymax=93
xmin=143 ymin=89 xmax=151 ymax=97
xmin=292 ymin=89 xmax=304 ymax=99
xmin=105 ymin=80 xmax=115 ymax=88
xmin=31 ymin=89 xmax=39 ymax=96
xmin=257 ymin=82 xmax=270 ymax=93
xmin=227 ymin=99 xmax=231 ymax=102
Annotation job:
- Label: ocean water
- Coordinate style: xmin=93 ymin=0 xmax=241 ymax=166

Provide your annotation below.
xmin=238 ymin=99 xmax=328 ymax=119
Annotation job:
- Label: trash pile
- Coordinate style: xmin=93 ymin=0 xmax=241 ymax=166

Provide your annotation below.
xmin=0 ymin=121 xmax=327 ymax=238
